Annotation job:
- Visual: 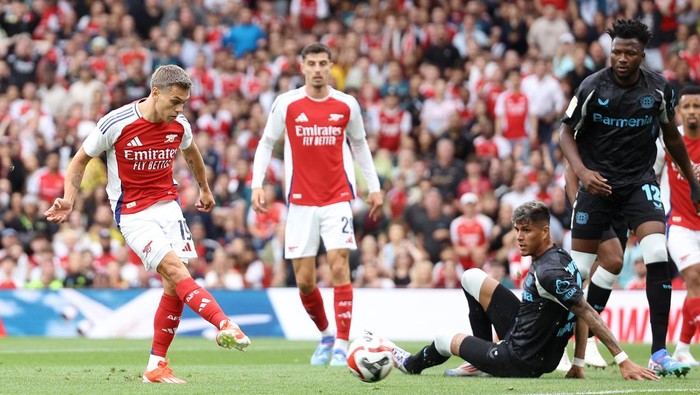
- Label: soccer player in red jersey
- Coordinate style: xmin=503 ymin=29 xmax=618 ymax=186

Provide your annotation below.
xmin=44 ymin=65 xmax=250 ymax=384
xmin=251 ymin=42 xmax=383 ymax=367
xmin=657 ymin=86 xmax=700 ymax=366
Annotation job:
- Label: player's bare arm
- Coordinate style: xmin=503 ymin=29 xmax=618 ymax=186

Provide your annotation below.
xmin=563 ymin=163 xmax=579 ymax=204
xmin=570 ymin=298 xmax=659 ymax=381
xmin=181 ymin=142 xmax=214 ymax=212
xmin=559 ymin=124 xmax=612 ymax=197
xmin=661 ymin=121 xmax=700 ymax=213
xmin=565 ymin=319 xmax=589 ymax=379
xmin=44 ymin=147 xmax=92 ymax=223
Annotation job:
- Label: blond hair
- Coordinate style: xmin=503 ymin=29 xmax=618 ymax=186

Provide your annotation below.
xmin=150 ymin=65 xmax=192 ymax=91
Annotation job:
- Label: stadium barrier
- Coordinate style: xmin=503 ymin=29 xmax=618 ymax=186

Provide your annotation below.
xmin=0 ymin=288 xmax=695 ymax=343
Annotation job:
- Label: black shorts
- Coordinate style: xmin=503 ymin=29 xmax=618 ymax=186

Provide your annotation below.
xmin=458 ymin=286 xmax=543 ymax=378
xmin=600 ymin=212 xmax=629 ymax=246
xmin=572 ymin=182 xmax=666 ymax=240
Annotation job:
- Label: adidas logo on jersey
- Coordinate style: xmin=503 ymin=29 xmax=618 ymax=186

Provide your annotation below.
xmin=182 ymin=243 xmax=193 ymax=252
xmin=126 ymin=136 xmax=143 ymax=147
xmin=295 ymin=113 xmax=309 ymax=123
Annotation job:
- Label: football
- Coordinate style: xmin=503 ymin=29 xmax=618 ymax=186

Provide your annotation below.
xmin=346 ymin=334 xmax=394 ymax=383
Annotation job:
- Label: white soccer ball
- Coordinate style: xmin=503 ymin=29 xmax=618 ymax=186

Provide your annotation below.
xmin=347 ymin=334 xmax=394 ymax=383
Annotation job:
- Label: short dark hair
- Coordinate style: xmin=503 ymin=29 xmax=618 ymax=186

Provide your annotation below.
xmin=679 ymin=85 xmax=700 ymax=98
xmin=512 ymin=201 xmax=550 ymax=226
xmin=606 ymin=19 xmax=652 ymax=47
xmin=300 ymin=42 xmax=332 ymax=60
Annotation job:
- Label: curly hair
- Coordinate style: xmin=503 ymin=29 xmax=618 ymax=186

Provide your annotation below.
xmin=511 ymin=201 xmax=550 ymax=227
xmin=606 ymin=18 xmax=652 ymax=47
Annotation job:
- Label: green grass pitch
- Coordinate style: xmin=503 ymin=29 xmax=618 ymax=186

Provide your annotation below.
xmin=0 ymin=337 xmax=698 ymax=394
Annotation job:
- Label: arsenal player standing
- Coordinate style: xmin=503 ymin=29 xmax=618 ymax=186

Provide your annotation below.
xmin=45 ymin=65 xmax=250 ymax=384
xmin=251 ymin=42 xmax=383 ymax=367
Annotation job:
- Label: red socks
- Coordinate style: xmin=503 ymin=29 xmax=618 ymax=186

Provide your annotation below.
xmin=334 ymin=283 xmax=353 ymax=341
xmin=684 ymin=296 xmax=700 ymax=343
xmin=300 ymin=287 xmax=329 ymax=331
xmin=151 ymin=293 xmax=184 ymax=357
xmin=299 ymin=284 xmax=354 ymax=341
xmin=175 ymin=277 xmax=228 ymax=329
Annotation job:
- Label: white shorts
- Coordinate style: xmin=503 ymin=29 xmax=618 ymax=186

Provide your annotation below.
xmin=118 ymin=200 xmax=197 ymax=271
xmin=285 ymin=202 xmax=356 ymax=259
xmin=667 ymin=225 xmax=700 ymax=272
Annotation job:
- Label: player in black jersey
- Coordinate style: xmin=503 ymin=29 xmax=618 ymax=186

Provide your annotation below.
xmin=559 ymin=18 xmax=700 ymax=377
xmin=390 ymin=201 xmax=657 ymax=380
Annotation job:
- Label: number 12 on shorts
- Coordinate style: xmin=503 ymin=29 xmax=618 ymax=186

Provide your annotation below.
xmin=641 ymin=184 xmax=663 ymax=210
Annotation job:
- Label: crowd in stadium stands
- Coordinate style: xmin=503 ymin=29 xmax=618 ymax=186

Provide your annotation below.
xmin=0 ymin=0 xmax=697 ymax=291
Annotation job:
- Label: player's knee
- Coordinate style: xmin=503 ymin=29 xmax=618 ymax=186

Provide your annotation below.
xmin=590 ymin=266 xmax=618 ymax=290
xmin=682 ymin=265 xmax=700 ymax=291
xmin=639 ymin=233 xmax=668 ymax=263
xmin=157 ymin=255 xmax=190 ymax=284
xmin=461 ymin=269 xmax=488 ymax=298
xmin=570 ymin=251 xmax=597 ymax=280
xmin=296 ymin=281 xmax=316 ymax=295
xmin=597 ymin=249 xmax=623 ymax=275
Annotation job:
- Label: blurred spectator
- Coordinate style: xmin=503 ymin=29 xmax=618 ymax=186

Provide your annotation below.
xmin=456 ymin=156 xmax=492 ymax=198
xmin=354 ymin=258 xmax=395 ymax=289
xmin=433 ymin=245 xmax=462 ymax=288
xmin=6 ymin=34 xmax=44 ymax=90
xmin=0 ymin=252 xmax=21 ymax=288
xmin=289 ymin=0 xmax=329 ymax=34
xmin=26 ymin=151 xmax=64 ymax=204
xmin=0 ymin=1 xmax=40 ymax=37
xmin=494 ymin=68 xmax=534 ymax=160
xmin=204 ymin=249 xmax=243 ymax=290
xmin=428 ymin=138 xmax=465 ymax=201
xmin=450 ymin=192 xmax=493 ymax=270
xmin=404 ymin=187 xmax=453 ymax=263
xmin=564 ymin=46 xmax=595 ymax=95
xmin=420 ymin=78 xmax=460 ymax=136
xmin=407 ymin=259 xmax=434 ymax=288
xmin=500 ymin=171 xmax=537 ymax=211
xmin=423 ymin=23 xmax=461 ymax=73
xmin=367 ymin=88 xmax=412 ymax=154
xmin=222 ymin=7 xmax=266 ymax=58
xmin=63 ymin=250 xmax=94 ymax=288
xmin=626 ymin=254 xmax=647 ymax=290
xmin=521 ymin=58 xmax=565 ymax=154
xmin=526 ymin=4 xmax=571 ymax=59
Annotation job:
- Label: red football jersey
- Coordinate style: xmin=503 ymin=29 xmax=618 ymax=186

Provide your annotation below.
xmin=253 ymin=87 xmax=379 ymax=206
xmin=665 ymin=127 xmax=700 ymax=230
xmin=82 ymin=100 xmax=193 ymax=218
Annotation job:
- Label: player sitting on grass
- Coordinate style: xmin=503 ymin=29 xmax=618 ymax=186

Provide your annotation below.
xmin=390 ymin=201 xmax=658 ymax=380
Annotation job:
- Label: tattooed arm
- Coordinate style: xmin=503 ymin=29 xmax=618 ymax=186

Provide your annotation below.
xmin=181 ymin=141 xmax=214 ymax=212
xmin=44 ymin=147 xmax=93 ymax=223
xmin=570 ymin=298 xmax=659 ymax=381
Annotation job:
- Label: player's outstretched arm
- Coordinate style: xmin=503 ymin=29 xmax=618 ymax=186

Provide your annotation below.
xmin=660 ymin=122 xmax=700 ymax=213
xmin=570 ymin=299 xmax=659 ymax=381
xmin=181 ymin=142 xmax=214 ymax=212
xmin=44 ymin=147 xmax=93 ymax=223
